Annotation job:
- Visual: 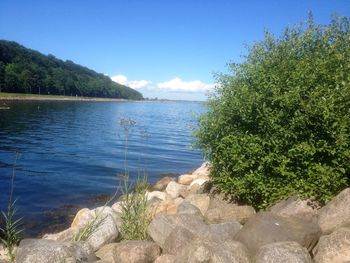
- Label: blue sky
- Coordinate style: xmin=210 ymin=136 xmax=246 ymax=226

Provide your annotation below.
xmin=1 ymin=1 xmax=349 ymax=100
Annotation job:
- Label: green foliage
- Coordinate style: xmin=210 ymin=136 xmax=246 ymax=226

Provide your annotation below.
xmin=0 ymin=153 xmax=23 ymax=261
xmin=0 ymin=40 xmax=143 ymax=100
xmin=195 ymin=14 xmax=350 ymax=209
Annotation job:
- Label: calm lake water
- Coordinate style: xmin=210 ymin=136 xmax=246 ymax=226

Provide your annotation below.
xmin=0 ymin=100 xmax=205 ymax=236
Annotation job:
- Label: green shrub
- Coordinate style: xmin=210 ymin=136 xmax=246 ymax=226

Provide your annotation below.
xmin=195 ymin=14 xmax=350 ymax=209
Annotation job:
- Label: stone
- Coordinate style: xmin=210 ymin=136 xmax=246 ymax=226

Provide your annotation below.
xmin=86 ymin=214 xmax=119 ymax=251
xmin=313 ymin=227 xmax=350 ymax=263
xmin=178 ymin=173 xmax=197 ymax=185
xmin=235 ymin=212 xmax=321 ymax=256
xmin=207 ymin=220 xmax=242 ymax=243
xmin=95 ymin=243 xmax=119 ymax=263
xmin=163 ymin=226 xmax=196 ymax=255
xmin=318 ymin=188 xmax=350 ymax=234
xmin=16 ymin=239 xmax=89 ymax=263
xmin=147 ymin=214 xmax=208 ymax=247
xmin=184 ymin=181 xmax=212 ymax=196
xmin=71 ymin=208 xmax=91 ymax=229
xmin=191 ymin=162 xmax=210 ymax=178
xmin=177 ymin=201 xmax=203 ymax=217
xmin=189 ymin=178 xmax=207 ymax=188
xmin=154 ymin=254 xmax=176 ymax=263
xmin=146 ymin=191 xmax=167 ymax=201
xmin=152 ymin=176 xmax=175 ymax=191
xmin=185 ymin=194 xmax=210 ymax=216
xmin=111 ymin=202 xmax=123 ymax=214
xmin=269 ymin=197 xmax=319 ymax=222
xmin=113 ymin=240 xmax=161 ymax=263
xmin=205 ymin=195 xmax=255 ymax=224
xmin=165 ymin=181 xmax=186 ymax=199
xmin=149 ymin=199 xmax=177 ymax=219
xmin=174 ymin=238 xmax=250 ymax=263
xmin=43 ymin=228 xmax=75 ymax=242
xmin=255 ymin=241 xmax=312 ymax=263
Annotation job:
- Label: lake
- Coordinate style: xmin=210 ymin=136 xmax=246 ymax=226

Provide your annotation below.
xmin=0 ymin=100 xmax=205 ymax=236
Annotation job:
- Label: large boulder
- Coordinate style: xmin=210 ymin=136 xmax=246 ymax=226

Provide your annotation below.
xmin=145 ymin=191 xmax=167 ymax=201
xmin=163 ymin=226 xmax=196 ymax=255
xmin=16 ymin=239 xmax=91 ymax=263
xmin=147 ymin=214 xmax=208 ymax=247
xmin=174 ymin=238 xmax=250 ymax=263
xmin=95 ymin=243 xmax=119 ymax=263
xmin=318 ymin=188 xmax=350 ymax=234
xmin=154 ymin=254 xmax=176 ymax=263
xmin=176 ymin=201 xmax=203 ymax=218
xmin=313 ymin=227 xmax=350 ymax=263
xmin=178 ymin=173 xmax=197 ymax=185
xmin=185 ymin=194 xmax=210 ymax=216
xmin=255 ymin=241 xmax=312 ymax=263
xmin=191 ymin=162 xmax=210 ymax=178
xmin=151 ymin=177 xmax=175 ymax=191
xmin=112 ymin=240 xmax=161 ymax=263
xmin=149 ymin=199 xmax=178 ymax=219
xmin=269 ymin=197 xmax=319 ymax=222
xmin=165 ymin=181 xmax=186 ymax=199
xmin=207 ymin=220 xmax=242 ymax=243
xmin=235 ymin=212 xmax=321 ymax=255
xmin=205 ymin=195 xmax=255 ymax=224
xmin=43 ymin=228 xmax=75 ymax=242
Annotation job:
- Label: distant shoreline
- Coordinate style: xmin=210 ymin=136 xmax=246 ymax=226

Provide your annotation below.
xmin=0 ymin=92 xmax=130 ymax=102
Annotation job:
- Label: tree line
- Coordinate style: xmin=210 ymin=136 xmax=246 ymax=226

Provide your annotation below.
xmin=0 ymin=40 xmax=143 ymax=100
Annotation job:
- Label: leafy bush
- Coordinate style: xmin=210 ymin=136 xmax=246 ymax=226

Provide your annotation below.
xmin=195 ymin=14 xmax=350 ymax=209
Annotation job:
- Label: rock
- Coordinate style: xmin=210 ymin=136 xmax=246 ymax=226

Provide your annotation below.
xmin=174 ymin=238 xmax=250 ymax=263
xmin=318 ymin=188 xmax=350 ymax=234
xmin=154 ymin=254 xmax=176 ymax=263
xmin=149 ymin=199 xmax=178 ymax=219
xmin=152 ymin=176 xmax=175 ymax=191
xmin=111 ymin=202 xmax=123 ymax=214
xmin=86 ymin=214 xmax=119 ymax=251
xmin=269 ymin=197 xmax=319 ymax=222
xmin=255 ymin=241 xmax=312 ymax=263
xmin=113 ymin=240 xmax=161 ymax=263
xmin=189 ymin=178 xmax=208 ymax=188
xmin=163 ymin=226 xmax=196 ymax=255
xmin=95 ymin=243 xmax=119 ymax=263
xmin=205 ymin=195 xmax=255 ymax=224
xmin=184 ymin=181 xmax=212 ymax=196
xmin=235 ymin=212 xmax=321 ymax=255
xmin=173 ymin=197 xmax=184 ymax=207
xmin=185 ymin=194 xmax=210 ymax=216
xmin=178 ymin=174 xmax=197 ymax=185
xmin=191 ymin=162 xmax=210 ymax=178
xmin=147 ymin=214 xmax=208 ymax=247
xmin=71 ymin=208 xmax=91 ymax=229
xmin=146 ymin=191 xmax=167 ymax=201
xmin=177 ymin=201 xmax=203 ymax=217
xmin=165 ymin=181 xmax=186 ymax=199
xmin=16 ymin=239 xmax=89 ymax=263
xmin=207 ymin=220 xmax=242 ymax=243
xmin=313 ymin=227 xmax=350 ymax=263
xmin=43 ymin=228 xmax=75 ymax=241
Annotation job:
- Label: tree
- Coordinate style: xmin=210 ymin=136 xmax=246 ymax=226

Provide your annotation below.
xmin=195 ymin=15 xmax=350 ymax=209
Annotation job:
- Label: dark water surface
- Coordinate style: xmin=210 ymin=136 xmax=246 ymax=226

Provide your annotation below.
xmin=0 ymin=100 xmax=204 ymax=236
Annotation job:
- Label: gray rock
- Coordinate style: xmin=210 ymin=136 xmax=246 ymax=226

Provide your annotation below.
xmin=255 ymin=241 xmax=312 ymax=263
xmin=112 ymin=240 xmax=161 ymax=263
xmin=163 ymin=226 xmax=196 ymax=255
xmin=174 ymin=238 xmax=250 ymax=263
xmin=43 ymin=228 xmax=75 ymax=242
xmin=95 ymin=243 xmax=119 ymax=263
xmin=177 ymin=201 xmax=203 ymax=217
xmin=235 ymin=212 xmax=321 ymax=255
xmin=205 ymin=195 xmax=255 ymax=224
xmin=16 ymin=239 xmax=90 ymax=263
xmin=318 ymin=188 xmax=350 ymax=234
xmin=313 ymin=227 xmax=350 ymax=263
xmin=185 ymin=194 xmax=210 ymax=216
xmin=87 ymin=214 xmax=119 ymax=251
xmin=269 ymin=197 xmax=319 ymax=222
xmin=151 ymin=176 xmax=175 ymax=191
xmin=165 ymin=181 xmax=186 ymax=199
xmin=207 ymin=220 xmax=242 ymax=242
xmin=147 ymin=214 xmax=208 ymax=247
xmin=154 ymin=254 xmax=176 ymax=263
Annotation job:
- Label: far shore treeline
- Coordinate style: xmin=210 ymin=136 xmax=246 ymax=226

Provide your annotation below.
xmin=0 ymin=40 xmax=143 ymax=100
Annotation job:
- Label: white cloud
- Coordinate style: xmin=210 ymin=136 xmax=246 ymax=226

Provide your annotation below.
xmin=111 ymin=75 xmax=151 ymax=90
xmin=111 ymin=75 xmax=214 ymax=94
xmin=157 ymin=78 xmax=214 ymax=93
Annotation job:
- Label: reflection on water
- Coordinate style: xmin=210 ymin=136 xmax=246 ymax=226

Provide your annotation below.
xmin=0 ymin=100 xmax=204 ymax=236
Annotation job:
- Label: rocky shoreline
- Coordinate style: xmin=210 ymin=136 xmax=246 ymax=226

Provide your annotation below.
xmin=1 ymin=162 xmax=350 ymax=262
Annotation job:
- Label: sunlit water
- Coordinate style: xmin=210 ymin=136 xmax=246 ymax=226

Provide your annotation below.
xmin=0 ymin=100 xmax=205 ymax=236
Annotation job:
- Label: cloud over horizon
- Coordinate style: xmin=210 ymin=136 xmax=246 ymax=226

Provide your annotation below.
xmin=111 ymin=74 xmax=214 ymax=94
